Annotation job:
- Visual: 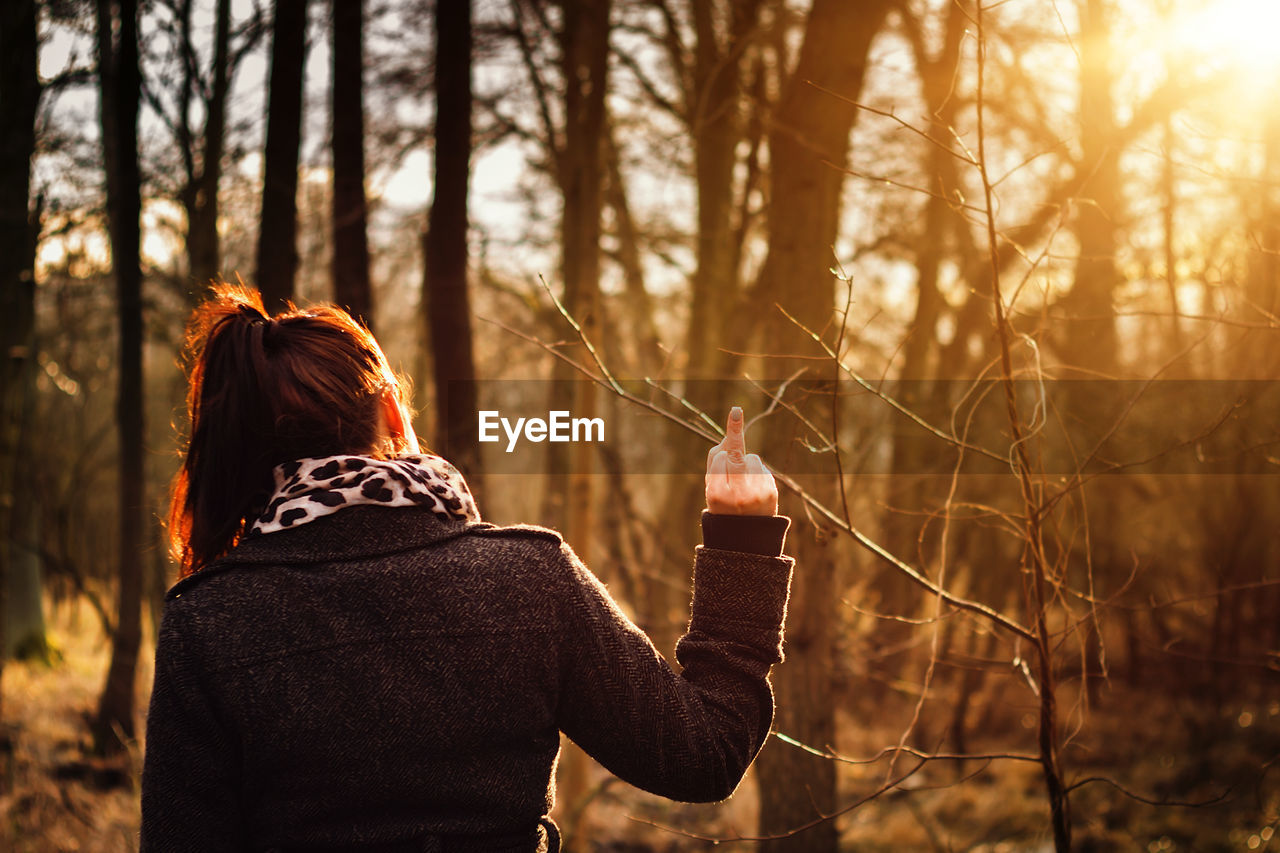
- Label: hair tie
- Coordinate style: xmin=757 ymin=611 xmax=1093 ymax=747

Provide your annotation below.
xmin=237 ymin=302 xmax=270 ymax=326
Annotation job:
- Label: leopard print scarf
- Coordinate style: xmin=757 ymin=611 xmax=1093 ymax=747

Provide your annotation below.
xmin=249 ymin=454 xmax=480 ymax=536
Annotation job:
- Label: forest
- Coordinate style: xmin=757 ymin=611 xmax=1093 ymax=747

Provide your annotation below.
xmin=1 ymin=0 xmax=1279 ymax=849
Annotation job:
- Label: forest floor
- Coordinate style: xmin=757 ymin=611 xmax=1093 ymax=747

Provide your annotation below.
xmin=1 ymin=598 xmax=148 ymax=852
xmin=1 ymin=598 xmax=1277 ymax=851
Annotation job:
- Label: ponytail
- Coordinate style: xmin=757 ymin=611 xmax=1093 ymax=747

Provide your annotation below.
xmin=169 ymin=282 xmax=400 ymax=576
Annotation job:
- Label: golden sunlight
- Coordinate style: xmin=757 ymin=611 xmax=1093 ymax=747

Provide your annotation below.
xmin=1170 ymin=0 xmax=1280 ymax=75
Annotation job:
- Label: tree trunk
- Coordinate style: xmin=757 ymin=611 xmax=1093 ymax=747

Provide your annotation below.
xmin=752 ymin=1 xmax=890 ymax=848
xmin=602 ymin=124 xmax=664 ymax=373
xmin=879 ymin=0 xmax=969 ymax=694
xmin=685 ymin=0 xmax=761 ymax=379
xmin=660 ymin=0 xmax=764 ymax=659
xmin=541 ymin=0 xmax=609 ymax=544
xmin=94 ymin=0 xmax=146 ymax=755
xmin=186 ymin=0 xmax=232 ymax=294
xmin=544 ymin=0 xmax=611 ymax=832
xmin=424 ymin=0 xmax=481 ymax=499
xmin=0 ymin=0 xmax=41 ymax=742
xmin=6 ymin=382 xmax=48 ymax=663
xmin=256 ymin=0 xmax=308 ymax=312
xmin=1064 ymin=0 xmax=1122 ymax=717
xmin=331 ymin=0 xmax=372 ymax=328
xmin=1064 ymin=0 xmax=1119 ymax=372
xmin=561 ymin=0 xmax=608 ymax=578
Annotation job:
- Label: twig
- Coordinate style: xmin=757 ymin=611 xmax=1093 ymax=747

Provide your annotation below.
xmin=774 ymin=304 xmax=1009 ymax=465
xmin=628 ymin=758 xmax=930 ymax=842
xmin=537 ymin=273 xmax=624 ymax=395
xmin=801 ymin=80 xmax=978 ymax=169
xmin=1064 ymin=775 xmax=1230 ymax=808
xmin=975 ymin=2 xmax=1070 ymax=848
xmin=769 ymin=467 xmax=1035 ymax=639
xmin=831 ymin=258 xmax=856 ymax=526
xmin=482 ymin=313 xmax=1036 ymax=642
xmin=774 ymin=731 xmax=1040 ymax=766
xmin=743 ymin=372 xmax=837 ymax=455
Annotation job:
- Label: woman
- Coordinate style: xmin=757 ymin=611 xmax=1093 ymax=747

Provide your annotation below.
xmin=141 ymin=284 xmax=794 ymax=852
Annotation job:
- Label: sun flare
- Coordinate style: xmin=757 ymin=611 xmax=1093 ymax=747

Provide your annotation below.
xmin=1169 ymin=0 xmax=1280 ymax=75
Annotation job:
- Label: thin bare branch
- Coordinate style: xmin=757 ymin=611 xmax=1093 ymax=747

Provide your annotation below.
xmin=774 ymin=732 xmax=1040 ymax=766
xmin=774 ymin=304 xmax=1009 ymax=465
xmin=484 ymin=311 xmax=1036 ymax=641
xmin=1064 ymin=775 xmax=1231 ymax=808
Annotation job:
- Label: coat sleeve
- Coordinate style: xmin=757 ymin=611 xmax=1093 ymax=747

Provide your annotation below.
xmin=140 ymin=599 xmax=244 ymax=852
xmin=552 ymin=515 xmax=793 ymax=803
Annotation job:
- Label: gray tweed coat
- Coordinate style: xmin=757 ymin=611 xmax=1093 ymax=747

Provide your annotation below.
xmin=140 ymin=506 xmax=793 ymax=852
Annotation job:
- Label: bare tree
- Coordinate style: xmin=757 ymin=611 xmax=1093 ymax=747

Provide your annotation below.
xmin=879 ymin=0 xmax=972 ymax=699
xmin=137 ymin=0 xmax=265 ymax=298
xmin=634 ymin=0 xmax=771 ymax=655
xmin=684 ymin=0 xmax=764 ymax=378
xmin=93 ymin=0 xmax=146 ymax=755
xmin=256 ymin=0 xmax=308 ymax=311
xmin=0 ymin=0 xmax=42 ymax=737
xmin=424 ymin=0 xmax=482 ymax=492
xmin=1063 ymin=0 xmax=1120 ymax=373
xmin=750 ymin=1 xmax=893 ymax=847
xmin=192 ymin=0 xmax=235 ymax=291
xmin=332 ymin=0 xmax=372 ymax=326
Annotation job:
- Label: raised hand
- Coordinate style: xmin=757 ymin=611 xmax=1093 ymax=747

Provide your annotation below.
xmin=704 ymin=407 xmax=779 ymax=516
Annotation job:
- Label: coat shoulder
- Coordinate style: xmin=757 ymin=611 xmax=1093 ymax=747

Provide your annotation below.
xmin=164 ymin=561 xmax=242 ymax=602
xmin=461 ymin=523 xmax=573 ymax=580
xmin=466 ymin=521 xmax=564 ymax=546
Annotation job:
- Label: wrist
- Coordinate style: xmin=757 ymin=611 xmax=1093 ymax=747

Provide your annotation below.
xmin=700 ymin=511 xmax=790 ymax=557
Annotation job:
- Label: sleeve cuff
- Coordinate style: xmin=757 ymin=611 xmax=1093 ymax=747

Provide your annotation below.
xmin=700 ymin=511 xmax=790 ymax=557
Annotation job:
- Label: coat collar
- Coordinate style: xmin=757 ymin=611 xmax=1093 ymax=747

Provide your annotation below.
xmin=167 ymin=505 xmax=494 ymax=600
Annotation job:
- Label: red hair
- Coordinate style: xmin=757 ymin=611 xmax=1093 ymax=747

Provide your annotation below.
xmin=168 ymin=283 xmax=404 ymax=576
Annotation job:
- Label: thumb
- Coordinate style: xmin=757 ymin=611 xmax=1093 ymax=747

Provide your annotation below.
xmin=724 ymin=406 xmax=746 ymax=464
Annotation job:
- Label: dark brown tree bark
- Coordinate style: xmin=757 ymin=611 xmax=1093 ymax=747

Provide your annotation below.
xmin=536 ymin=1 xmax=611 ymax=828
xmin=752 ymin=1 xmax=892 ymax=848
xmin=658 ymin=0 xmax=766 ymax=659
xmin=424 ymin=0 xmax=481 ymax=493
xmin=185 ymin=0 xmax=233 ymax=293
xmin=685 ymin=0 xmax=762 ymax=379
xmin=256 ymin=0 xmax=308 ymax=312
xmin=94 ymin=0 xmax=146 ymax=755
xmin=0 ymin=0 xmax=41 ymax=737
xmin=539 ymin=0 xmax=610 ymax=544
xmin=331 ymin=0 xmax=372 ymax=327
